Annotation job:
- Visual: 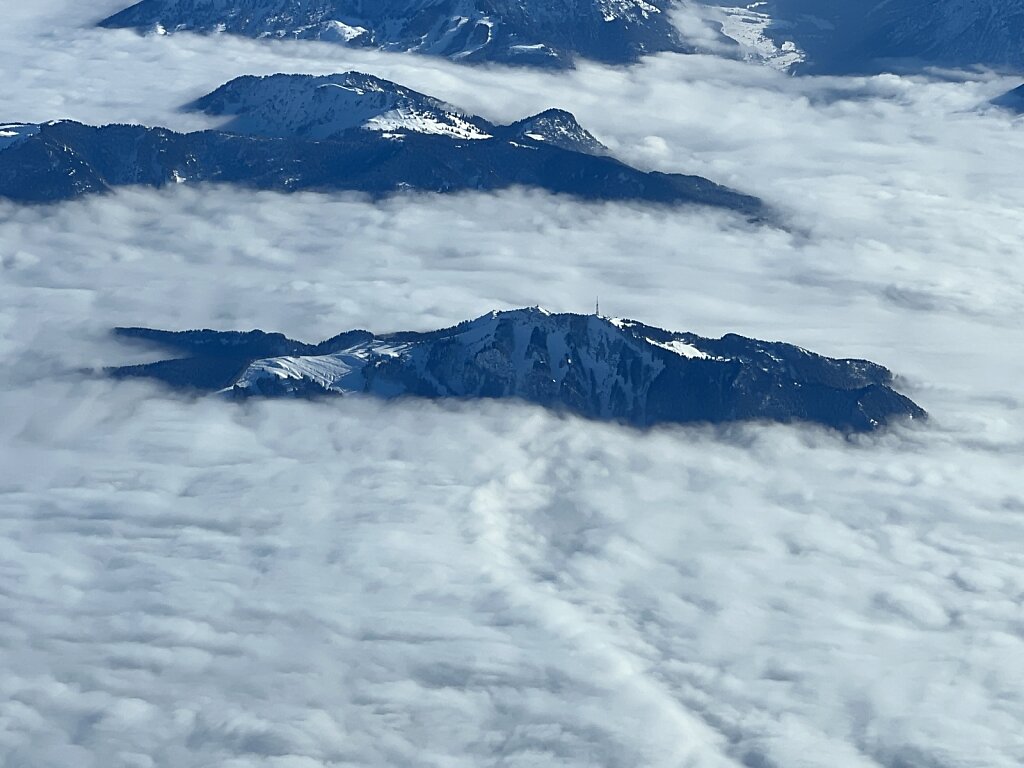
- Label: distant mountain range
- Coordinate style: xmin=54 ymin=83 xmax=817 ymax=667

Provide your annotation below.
xmin=0 ymin=72 xmax=763 ymax=214
xmin=724 ymin=0 xmax=1024 ymax=75
xmin=99 ymin=0 xmax=689 ymax=68
xmin=190 ymin=72 xmax=610 ymax=154
xmin=97 ymin=0 xmax=1024 ymax=75
xmin=109 ymin=308 xmax=926 ymax=432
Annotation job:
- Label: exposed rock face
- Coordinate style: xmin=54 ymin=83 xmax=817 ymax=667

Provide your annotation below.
xmin=110 ymin=308 xmax=926 ymax=432
xmin=99 ymin=0 xmax=690 ymax=68
xmin=992 ymin=84 xmax=1024 ymax=113
xmin=754 ymin=0 xmax=1024 ymax=74
xmin=0 ymin=74 xmax=764 ymax=216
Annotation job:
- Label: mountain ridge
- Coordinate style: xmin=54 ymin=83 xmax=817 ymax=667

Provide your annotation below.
xmin=758 ymin=0 xmax=1024 ymax=75
xmin=109 ymin=308 xmax=926 ymax=432
xmin=190 ymin=72 xmax=610 ymax=155
xmin=99 ymin=0 xmax=690 ymax=69
xmin=0 ymin=73 xmax=763 ymax=214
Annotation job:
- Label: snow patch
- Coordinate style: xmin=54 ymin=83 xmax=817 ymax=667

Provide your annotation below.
xmin=714 ymin=4 xmax=806 ymax=71
xmin=200 ymin=74 xmax=493 ymax=141
xmin=364 ymin=108 xmax=491 ymax=140
xmin=646 ymin=338 xmax=709 ymax=359
xmin=323 ymin=20 xmax=368 ymax=42
xmin=598 ymin=0 xmax=662 ymax=22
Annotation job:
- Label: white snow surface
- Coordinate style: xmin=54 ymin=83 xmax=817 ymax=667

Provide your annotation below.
xmin=512 ymin=110 xmax=601 ymax=150
xmin=646 ymin=337 xmax=710 ymax=358
xmin=714 ymin=4 xmax=806 ymax=70
xmin=678 ymin=1 xmax=806 ymax=71
xmin=599 ymin=0 xmax=663 ymax=21
xmin=98 ymin=0 xmax=681 ymax=65
xmin=316 ymin=20 xmax=369 ymax=43
xmin=201 ymin=73 xmax=493 ymax=140
xmin=233 ymin=309 xmax=695 ymax=418
xmin=238 ymin=351 xmax=366 ymax=390
xmin=611 ymin=317 xmax=711 ymax=359
xmin=234 ymin=340 xmax=413 ymax=393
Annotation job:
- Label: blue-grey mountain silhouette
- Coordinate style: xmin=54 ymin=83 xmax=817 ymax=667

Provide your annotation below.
xmin=992 ymin=84 xmax=1024 ymax=113
xmin=110 ymin=308 xmax=926 ymax=432
xmin=752 ymin=0 xmax=1024 ymax=74
xmin=99 ymin=0 xmax=689 ymax=68
xmin=0 ymin=73 xmax=764 ymax=216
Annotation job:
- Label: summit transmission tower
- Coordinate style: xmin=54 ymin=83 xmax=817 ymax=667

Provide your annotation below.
xmin=595 ymin=297 xmax=600 ymax=316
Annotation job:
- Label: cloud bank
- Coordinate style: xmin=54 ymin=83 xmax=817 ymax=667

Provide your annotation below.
xmin=1 ymin=3 xmax=1024 ymax=767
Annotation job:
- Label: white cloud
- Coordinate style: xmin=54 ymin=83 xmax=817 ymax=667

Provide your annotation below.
xmin=2 ymin=3 xmax=1024 ymax=767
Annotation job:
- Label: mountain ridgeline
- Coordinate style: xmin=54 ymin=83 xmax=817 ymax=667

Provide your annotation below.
xmin=992 ymin=84 xmax=1024 ymax=113
xmin=752 ymin=0 xmax=1024 ymax=74
xmin=99 ymin=0 xmax=689 ymax=68
xmin=98 ymin=0 xmax=1024 ymax=75
xmin=0 ymin=72 xmax=764 ymax=216
xmin=189 ymin=72 xmax=610 ymax=154
xmin=110 ymin=308 xmax=926 ymax=433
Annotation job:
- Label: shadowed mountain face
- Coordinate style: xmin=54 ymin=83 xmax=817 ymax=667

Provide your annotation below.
xmin=992 ymin=84 xmax=1024 ymax=113
xmin=110 ymin=308 xmax=926 ymax=433
xmin=751 ymin=0 xmax=1024 ymax=74
xmin=190 ymin=72 xmax=610 ymax=154
xmin=99 ymin=0 xmax=689 ymax=68
xmin=0 ymin=73 xmax=765 ymax=216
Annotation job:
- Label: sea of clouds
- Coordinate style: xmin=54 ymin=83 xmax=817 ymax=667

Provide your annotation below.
xmin=1 ymin=2 xmax=1024 ymax=767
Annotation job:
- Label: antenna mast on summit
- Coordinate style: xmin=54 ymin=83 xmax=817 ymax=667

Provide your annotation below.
xmin=595 ymin=296 xmax=600 ymax=316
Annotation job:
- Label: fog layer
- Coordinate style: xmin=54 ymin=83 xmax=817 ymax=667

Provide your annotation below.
xmin=2 ymin=3 xmax=1024 ymax=767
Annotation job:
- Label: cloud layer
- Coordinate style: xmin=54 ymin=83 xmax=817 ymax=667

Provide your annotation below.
xmin=2 ymin=3 xmax=1024 ymax=767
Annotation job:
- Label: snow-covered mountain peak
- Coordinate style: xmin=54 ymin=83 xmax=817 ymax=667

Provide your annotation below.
xmin=237 ymin=308 xmax=694 ymax=418
xmin=374 ymin=309 xmax=714 ymax=384
xmin=100 ymin=0 xmax=688 ymax=68
xmin=489 ymin=305 xmax=555 ymax=320
xmin=191 ymin=72 xmax=494 ymax=140
xmin=110 ymin=310 xmax=926 ymax=431
xmin=503 ymin=109 xmax=607 ymax=155
xmin=191 ymin=74 xmax=617 ymax=152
